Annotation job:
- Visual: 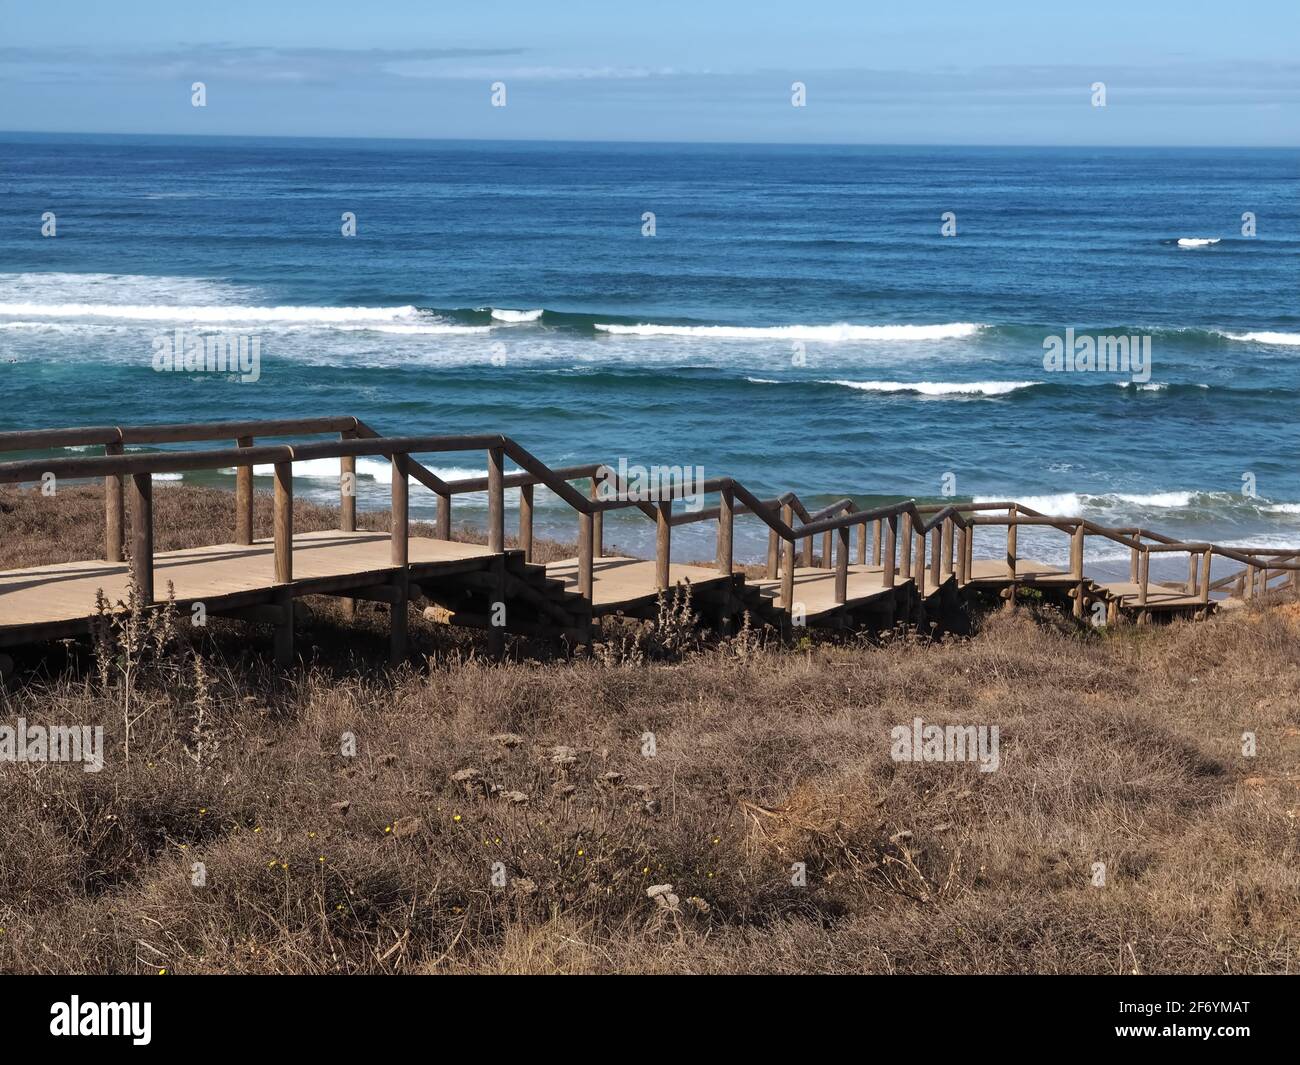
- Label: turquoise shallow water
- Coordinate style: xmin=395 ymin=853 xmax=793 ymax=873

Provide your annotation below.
xmin=2 ymin=134 xmax=1299 ymax=572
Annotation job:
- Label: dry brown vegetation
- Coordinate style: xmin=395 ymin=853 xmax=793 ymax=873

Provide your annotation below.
xmin=0 ymin=484 xmax=1297 ymax=974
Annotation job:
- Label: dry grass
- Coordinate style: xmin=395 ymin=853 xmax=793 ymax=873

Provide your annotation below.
xmin=0 ymin=484 xmax=1297 ymax=974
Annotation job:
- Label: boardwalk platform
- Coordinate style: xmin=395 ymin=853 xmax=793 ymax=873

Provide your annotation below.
xmin=0 ymin=418 xmax=1287 ymax=665
xmin=0 ymin=531 xmax=514 ymax=648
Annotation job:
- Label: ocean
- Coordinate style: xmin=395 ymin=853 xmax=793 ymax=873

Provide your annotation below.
xmin=2 ymin=134 xmax=1298 ymax=576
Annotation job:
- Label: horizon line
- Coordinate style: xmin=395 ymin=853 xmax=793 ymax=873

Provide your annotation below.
xmin=0 ymin=129 xmax=1296 ymax=151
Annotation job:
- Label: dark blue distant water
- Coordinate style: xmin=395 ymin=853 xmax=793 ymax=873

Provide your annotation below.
xmin=2 ymin=134 xmax=1299 ymax=571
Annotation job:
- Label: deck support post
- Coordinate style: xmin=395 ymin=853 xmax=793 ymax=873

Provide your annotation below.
xmin=272 ymin=461 xmax=294 ymax=666
xmin=835 ymin=524 xmax=849 ymax=604
xmin=519 ymin=483 xmax=534 ymax=563
xmin=883 ymin=515 xmax=897 ymax=588
xmin=128 ymin=472 xmax=154 ymax=603
xmin=1071 ymin=522 xmax=1085 ymax=619
xmin=871 ymin=519 xmax=882 ymax=566
xmin=235 ymin=435 xmax=255 ymax=546
xmin=655 ymin=501 xmax=672 ymax=592
xmin=801 ymin=521 xmax=813 ymax=568
xmin=1186 ymin=553 xmax=1198 ymax=596
xmin=487 ymin=446 xmax=505 ymax=554
xmin=717 ymin=485 xmax=734 ymax=575
xmin=105 ymin=439 xmax=125 ymax=563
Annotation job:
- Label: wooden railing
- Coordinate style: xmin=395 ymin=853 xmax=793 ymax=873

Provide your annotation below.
xmin=2 ymin=419 xmax=1298 ymax=625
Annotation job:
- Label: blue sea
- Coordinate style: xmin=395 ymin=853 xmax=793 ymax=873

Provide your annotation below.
xmin=2 ymin=134 xmax=1299 ymax=574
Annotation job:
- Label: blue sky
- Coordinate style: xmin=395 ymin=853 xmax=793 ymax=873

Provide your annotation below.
xmin=1 ymin=0 xmax=1296 ymax=145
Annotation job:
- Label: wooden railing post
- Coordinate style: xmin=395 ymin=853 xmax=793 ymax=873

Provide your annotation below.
xmin=956 ymin=525 xmax=969 ymax=585
xmin=589 ymin=477 xmax=603 ymax=558
xmin=1005 ymin=504 xmax=1017 ymax=579
xmin=577 ymin=509 xmax=594 ymax=599
xmin=1245 ymin=563 xmax=1256 ymax=600
xmin=929 ymin=525 xmax=941 ymax=586
xmin=273 ymin=462 xmax=293 ymax=584
xmin=1004 ymin=505 xmax=1018 ymax=611
xmin=899 ymin=512 xmax=912 ymax=580
xmin=339 ymin=434 xmax=356 ymax=535
xmin=389 ymin=452 xmax=411 ymax=662
xmin=781 ymin=502 xmax=796 ymax=612
xmin=766 ymin=521 xmax=779 ymax=579
xmin=1138 ymin=547 xmax=1150 ymax=620
xmin=235 ymin=435 xmax=255 ymax=545
xmin=273 ymin=461 xmax=294 ymax=666
xmin=940 ymin=516 xmax=954 ymax=580
xmin=1186 ymin=552 xmax=1198 ymax=596
xmin=436 ymin=493 xmax=451 ymax=540
xmin=801 ymin=520 xmax=813 ymax=568
xmin=914 ymin=527 xmax=926 ymax=599
xmin=519 ymin=483 xmax=534 ymax=562
xmin=835 ymin=524 xmax=849 ymax=604
xmin=1130 ymin=532 xmax=1141 ymax=584
xmin=821 ymin=529 xmax=832 ymax=570
xmin=487 ymin=446 xmax=505 ymax=554
xmin=872 ymin=518 xmax=883 ymax=566
xmin=655 ymin=500 xmax=672 ymax=591
xmin=1200 ymin=548 xmax=1212 ymax=608
xmin=103 ymin=440 xmax=125 ymax=563
xmin=717 ymin=485 xmax=734 ymax=575
xmin=128 ymin=472 xmax=154 ymax=602
xmin=1071 ymin=522 xmax=1086 ymax=618
xmin=391 ymin=453 xmax=409 ymax=566
xmin=855 ymin=519 xmax=867 ymax=566
xmin=883 ymin=514 xmax=897 ymax=588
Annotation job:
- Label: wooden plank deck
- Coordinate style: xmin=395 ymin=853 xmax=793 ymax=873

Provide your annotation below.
xmin=545 ymin=555 xmax=734 ymax=613
xmin=0 ymin=530 xmax=500 ymax=644
xmin=965 ymin=558 xmax=1076 ymax=585
xmin=752 ymin=564 xmax=914 ymax=616
xmin=1095 ymin=581 xmax=1207 ymax=611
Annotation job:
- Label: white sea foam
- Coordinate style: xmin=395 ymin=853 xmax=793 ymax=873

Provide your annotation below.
xmin=218 ymin=459 xmax=487 ymax=483
xmin=594 ymin=322 xmax=982 ymax=341
xmin=746 ymin=377 xmax=779 ymax=384
xmin=489 ymin=308 xmax=544 ymax=322
xmin=975 ymin=493 xmax=1084 ymax=515
xmin=1176 ymin=237 xmax=1221 ymax=247
xmin=826 ymin=379 xmax=1035 ymax=396
xmin=1222 ymin=331 xmax=1300 ymax=346
xmin=0 ymin=301 xmax=428 ymax=325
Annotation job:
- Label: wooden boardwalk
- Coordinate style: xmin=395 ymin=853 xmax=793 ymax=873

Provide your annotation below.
xmin=1 ymin=416 xmax=1296 ymax=666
